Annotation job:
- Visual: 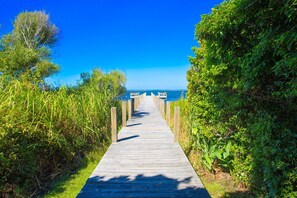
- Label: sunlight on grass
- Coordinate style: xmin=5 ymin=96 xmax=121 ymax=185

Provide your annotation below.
xmin=44 ymin=149 xmax=106 ymax=198
xmin=201 ymin=178 xmax=225 ymax=197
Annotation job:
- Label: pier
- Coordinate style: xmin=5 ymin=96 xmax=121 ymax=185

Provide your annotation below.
xmin=77 ymin=95 xmax=209 ymax=198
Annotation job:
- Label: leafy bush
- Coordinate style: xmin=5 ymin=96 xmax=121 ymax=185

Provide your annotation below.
xmin=0 ymin=69 xmax=125 ymax=197
xmin=0 ymin=10 xmax=126 ymax=197
xmin=192 ymin=127 xmax=233 ymax=173
xmin=187 ymin=0 xmax=297 ymax=196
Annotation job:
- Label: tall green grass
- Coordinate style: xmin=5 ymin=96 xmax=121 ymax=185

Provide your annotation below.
xmin=0 ymin=70 xmax=124 ymax=197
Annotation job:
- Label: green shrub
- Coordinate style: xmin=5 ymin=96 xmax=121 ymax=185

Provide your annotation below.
xmin=0 ymin=11 xmax=126 ymax=197
xmin=187 ymin=0 xmax=297 ymax=196
xmin=0 ymin=69 xmax=125 ymax=196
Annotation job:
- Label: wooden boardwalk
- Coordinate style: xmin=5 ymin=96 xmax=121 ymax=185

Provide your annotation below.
xmin=77 ymin=96 xmax=209 ymax=198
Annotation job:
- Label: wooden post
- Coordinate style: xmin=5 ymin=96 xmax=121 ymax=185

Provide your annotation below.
xmin=128 ymin=100 xmax=132 ymax=120
xmin=122 ymin=101 xmax=127 ymax=127
xmin=131 ymin=98 xmax=135 ymax=113
xmin=160 ymin=99 xmax=165 ymax=117
xmin=166 ymin=101 xmax=170 ymax=124
xmin=174 ymin=106 xmax=180 ymax=143
xmin=159 ymin=99 xmax=161 ymax=111
xmin=137 ymin=97 xmax=139 ymax=107
xmin=111 ymin=107 xmax=117 ymax=143
xmin=134 ymin=97 xmax=137 ymax=111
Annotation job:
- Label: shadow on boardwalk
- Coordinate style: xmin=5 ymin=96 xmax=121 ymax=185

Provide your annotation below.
xmin=77 ymin=174 xmax=210 ymax=198
xmin=118 ymin=135 xmax=139 ymax=142
xmin=132 ymin=111 xmax=150 ymax=118
xmin=126 ymin=123 xmax=142 ymax=127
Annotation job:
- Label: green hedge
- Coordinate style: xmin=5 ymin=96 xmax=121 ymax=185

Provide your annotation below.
xmin=187 ymin=0 xmax=297 ymax=197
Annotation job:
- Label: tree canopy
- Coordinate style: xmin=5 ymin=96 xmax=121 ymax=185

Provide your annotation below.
xmin=79 ymin=68 xmax=126 ymax=95
xmin=0 ymin=11 xmax=59 ymax=82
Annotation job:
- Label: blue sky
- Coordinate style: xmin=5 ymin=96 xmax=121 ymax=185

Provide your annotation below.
xmin=0 ymin=0 xmax=223 ymax=89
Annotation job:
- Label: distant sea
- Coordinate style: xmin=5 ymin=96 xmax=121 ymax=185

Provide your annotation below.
xmin=119 ymin=90 xmax=187 ymax=102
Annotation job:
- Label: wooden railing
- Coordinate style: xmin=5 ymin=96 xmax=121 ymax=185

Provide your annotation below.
xmin=110 ymin=92 xmax=147 ymax=143
xmin=151 ymin=92 xmax=180 ymax=143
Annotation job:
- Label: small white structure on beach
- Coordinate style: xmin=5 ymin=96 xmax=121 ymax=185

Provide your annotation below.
xmin=158 ymin=92 xmax=167 ymax=99
xmin=130 ymin=92 xmax=139 ymax=98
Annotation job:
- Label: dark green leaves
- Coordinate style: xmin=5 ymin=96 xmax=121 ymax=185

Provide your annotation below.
xmin=188 ymin=0 xmax=297 ymax=196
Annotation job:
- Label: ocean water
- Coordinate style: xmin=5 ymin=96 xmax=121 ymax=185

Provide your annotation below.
xmin=119 ymin=90 xmax=187 ymax=102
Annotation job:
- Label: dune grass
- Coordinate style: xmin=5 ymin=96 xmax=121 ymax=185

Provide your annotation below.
xmin=0 ymin=70 xmax=125 ymax=196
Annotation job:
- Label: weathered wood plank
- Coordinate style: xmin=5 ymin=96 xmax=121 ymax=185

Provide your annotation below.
xmin=111 ymin=107 xmax=117 ymax=143
xmin=166 ymin=101 xmax=171 ymax=125
xmin=122 ymin=101 xmax=127 ymax=127
xmin=77 ymin=96 xmax=209 ymax=198
xmin=128 ymin=100 xmax=132 ymax=120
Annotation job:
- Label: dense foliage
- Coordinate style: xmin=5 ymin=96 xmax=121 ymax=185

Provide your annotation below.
xmin=0 ymin=11 xmax=126 ymax=197
xmin=187 ymin=0 xmax=297 ymax=197
xmin=0 ymin=71 xmax=125 ymax=196
xmin=0 ymin=11 xmax=59 ymax=83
